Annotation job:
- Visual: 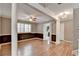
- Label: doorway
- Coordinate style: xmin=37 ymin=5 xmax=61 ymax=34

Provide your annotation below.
xmin=43 ymin=22 xmax=52 ymax=44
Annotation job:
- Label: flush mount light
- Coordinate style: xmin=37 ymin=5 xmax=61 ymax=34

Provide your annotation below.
xmin=64 ymin=11 xmax=70 ymax=15
xmin=57 ymin=10 xmax=71 ymax=19
xmin=59 ymin=11 xmax=70 ymax=16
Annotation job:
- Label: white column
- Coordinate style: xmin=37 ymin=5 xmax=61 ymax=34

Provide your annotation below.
xmin=60 ymin=22 xmax=64 ymax=41
xmin=11 ymin=3 xmax=18 ymax=56
xmin=56 ymin=19 xmax=61 ymax=44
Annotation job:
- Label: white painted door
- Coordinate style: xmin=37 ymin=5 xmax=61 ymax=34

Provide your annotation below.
xmin=43 ymin=23 xmax=52 ymax=44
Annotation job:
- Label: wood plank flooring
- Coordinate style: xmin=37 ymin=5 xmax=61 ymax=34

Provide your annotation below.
xmin=0 ymin=38 xmax=73 ymax=56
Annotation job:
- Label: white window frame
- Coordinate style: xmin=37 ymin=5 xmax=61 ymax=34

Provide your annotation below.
xmin=17 ymin=23 xmax=31 ymax=33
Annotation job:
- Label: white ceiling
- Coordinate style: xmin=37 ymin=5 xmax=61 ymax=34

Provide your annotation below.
xmin=40 ymin=3 xmax=75 ymax=15
xmin=17 ymin=4 xmax=53 ymax=23
xmin=1 ymin=3 xmax=79 ymax=23
xmin=0 ymin=3 xmax=11 ymax=17
xmin=40 ymin=3 xmax=79 ymax=20
xmin=0 ymin=3 xmax=53 ymax=23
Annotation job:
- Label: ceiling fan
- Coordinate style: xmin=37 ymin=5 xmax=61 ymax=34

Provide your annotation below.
xmin=29 ymin=16 xmax=38 ymax=21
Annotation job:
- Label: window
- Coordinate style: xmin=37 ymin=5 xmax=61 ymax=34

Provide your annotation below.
xmin=17 ymin=23 xmax=31 ymax=33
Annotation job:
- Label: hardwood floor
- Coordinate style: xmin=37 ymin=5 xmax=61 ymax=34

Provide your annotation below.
xmin=0 ymin=38 xmax=73 ymax=56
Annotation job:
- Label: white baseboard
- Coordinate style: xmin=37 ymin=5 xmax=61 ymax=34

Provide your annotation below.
xmin=73 ymin=49 xmax=79 ymax=56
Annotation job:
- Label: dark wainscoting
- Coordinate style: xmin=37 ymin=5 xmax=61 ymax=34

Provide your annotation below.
xmin=52 ymin=35 xmax=56 ymax=42
xmin=0 ymin=36 xmax=2 ymax=43
xmin=0 ymin=35 xmax=11 ymax=44
xmin=18 ymin=33 xmax=35 ymax=40
xmin=0 ymin=33 xmax=56 ymax=44
xmin=18 ymin=33 xmax=43 ymax=40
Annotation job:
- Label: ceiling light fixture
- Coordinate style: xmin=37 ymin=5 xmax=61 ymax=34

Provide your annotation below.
xmin=59 ymin=11 xmax=70 ymax=16
xmin=29 ymin=16 xmax=37 ymax=22
xmin=59 ymin=13 xmax=63 ymax=16
xmin=64 ymin=11 xmax=70 ymax=15
xmin=29 ymin=18 xmax=33 ymax=21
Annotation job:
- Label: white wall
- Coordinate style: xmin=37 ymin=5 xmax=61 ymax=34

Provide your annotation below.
xmin=0 ymin=17 xmax=11 ymax=35
xmin=52 ymin=22 xmax=56 ymax=35
xmin=0 ymin=17 xmax=1 ymax=36
xmin=0 ymin=17 xmax=39 ymax=36
xmin=37 ymin=22 xmax=56 ymax=34
xmin=31 ymin=23 xmax=38 ymax=33
xmin=37 ymin=23 xmax=43 ymax=33
xmin=73 ymin=8 xmax=79 ymax=50
xmin=0 ymin=17 xmax=56 ymax=36
xmin=60 ymin=22 xmax=64 ymax=41
xmin=2 ymin=17 xmax=11 ymax=35
xmin=64 ymin=20 xmax=73 ymax=42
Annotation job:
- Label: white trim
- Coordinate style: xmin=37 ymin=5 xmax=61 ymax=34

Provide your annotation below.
xmin=73 ymin=49 xmax=79 ymax=56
